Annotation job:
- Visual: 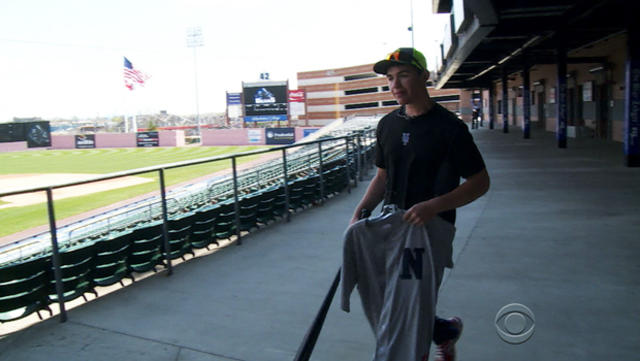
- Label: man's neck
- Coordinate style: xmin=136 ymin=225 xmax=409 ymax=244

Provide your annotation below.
xmin=404 ymin=97 xmax=435 ymax=118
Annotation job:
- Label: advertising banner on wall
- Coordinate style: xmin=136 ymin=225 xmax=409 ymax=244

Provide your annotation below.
xmin=137 ymin=131 xmax=159 ymax=147
xmin=288 ymin=89 xmax=306 ymax=117
xmin=25 ymin=122 xmax=51 ymax=148
xmin=243 ymin=81 xmax=288 ymax=122
xmin=265 ymin=127 xmax=295 ymax=145
xmin=0 ymin=123 xmax=24 ymax=143
xmin=247 ymin=129 xmax=262 ymax=144
xmin=227 ymin=92 xmax=242 ymax=105
xmin=0 ymin=121 xmax=51 ymax=148
xmin=75 ymin=134 xmax=96 ymax=148
xmin=302 ymin=128 xmax=319 ymax=138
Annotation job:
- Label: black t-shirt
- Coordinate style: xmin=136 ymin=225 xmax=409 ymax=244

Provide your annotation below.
xmin=375 ymin=103 xmax=486 ymax=224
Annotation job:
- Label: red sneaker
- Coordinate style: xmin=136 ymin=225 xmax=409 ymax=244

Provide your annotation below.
xmin=434 ymin=317 xmax=463 ymax=361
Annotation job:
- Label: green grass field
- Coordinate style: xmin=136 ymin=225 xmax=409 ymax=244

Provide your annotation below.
xmin=0 ymin=146 xmax=267 ymax=238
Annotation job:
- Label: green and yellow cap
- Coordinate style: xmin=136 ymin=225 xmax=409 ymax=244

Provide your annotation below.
xmin=373 ymin=48 xmax=427 ymax=74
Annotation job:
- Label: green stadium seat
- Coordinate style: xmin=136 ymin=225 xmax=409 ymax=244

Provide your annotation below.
xmin=0 ymin=256 xmax=53 ymax=323
xmin=127 ymin=222 xmax=165 ymax=278
xmin=92 ymin=230 xmax=132 ymax=289
xmin=166 ymin=213 xmax=195 ymax=261
xmin=302 ymin=176 xmax=321 ymax=206
xmin=288 ymin=179 xmax=306 ymax=212
xmin=238 ymin=195 xmax=260 ymax=232
xmin=214 ymin=202 xmax=236 ymax=241
xmin=190 ymin=217 xmax=217 ymax=250
xmin=48 ymin=244 xmax=98 ymax=304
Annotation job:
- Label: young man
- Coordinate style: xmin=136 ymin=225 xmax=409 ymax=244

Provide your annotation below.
xmin=350 ymin=48 xmax=490 ymax=361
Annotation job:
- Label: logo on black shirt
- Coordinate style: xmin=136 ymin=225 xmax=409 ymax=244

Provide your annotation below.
xmin=402 ymin=132 xmax=410 ymax=146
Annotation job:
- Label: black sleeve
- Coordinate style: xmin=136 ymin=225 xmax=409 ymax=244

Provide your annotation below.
xmin=374 ymin=118 xmax=386 ymax=169
xmin=449 ymin=122 xmax=486 ymax=178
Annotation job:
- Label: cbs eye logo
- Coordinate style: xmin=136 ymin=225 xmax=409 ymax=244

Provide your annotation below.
xmin=494 ymin=303 xmax=535 ymax=344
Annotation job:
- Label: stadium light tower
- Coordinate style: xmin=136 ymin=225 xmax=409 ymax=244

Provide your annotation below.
xmin=186 ymin=26 xmax=204 ymax=137
xmin=408 ymin=0 xmax=415 ymax=48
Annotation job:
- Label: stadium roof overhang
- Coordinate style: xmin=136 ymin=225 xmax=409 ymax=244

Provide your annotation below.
xmin=433 ymin=0 xmax=628 ymax=89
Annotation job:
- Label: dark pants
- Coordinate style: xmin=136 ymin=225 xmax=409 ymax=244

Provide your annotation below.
xmin=433 ymin=316 xmax=458 ymax=345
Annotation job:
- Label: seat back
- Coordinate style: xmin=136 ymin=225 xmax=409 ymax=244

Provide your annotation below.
xmin=49 ymin=244 xmax=96 ymax=303
xmin=128 ymin=222 xmax=164 ymax=273
xmin=0 ymin=256 xmax=52 ymax=322
xmin=92 ymin=231 xmax=132 ymax=286
xmin=190 ymin=217 xmax=217 ymax=249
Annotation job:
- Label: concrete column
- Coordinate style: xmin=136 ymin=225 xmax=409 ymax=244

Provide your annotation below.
xmin=489 ymin=84 xmax=495 ymax=129
xmin=523 ymin=58 xmax=531 ymax=139
xmin=556 ymin=39 xmax=568 ymax=148
xmin=624 ymin=22 xmax=640 ymax=167
xmin=502 ymin=68 xmax=509 ymax=133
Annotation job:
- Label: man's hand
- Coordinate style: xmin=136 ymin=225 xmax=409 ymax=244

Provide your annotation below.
xmin=403 ymin=168 xmax=490 ymax=226
xmin=349 ymin=168 xmax=386 ymax=226
xmin=403 ymin=199 xmax=441 ymax=226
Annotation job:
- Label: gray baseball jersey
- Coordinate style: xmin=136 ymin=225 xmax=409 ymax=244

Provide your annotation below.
xmin=341 ymin=210 xmax=456 ymax=361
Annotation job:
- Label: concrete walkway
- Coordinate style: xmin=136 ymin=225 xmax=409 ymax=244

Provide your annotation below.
xmin=1 ymin=126 xmax=638 ymax=361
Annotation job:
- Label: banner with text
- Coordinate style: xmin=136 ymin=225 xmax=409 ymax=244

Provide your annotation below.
xmin=288 ymin=89 xmax=306 ymax=117
xmin=227 ymin=92 xmax=242 ymax=105
xmin=265 ymin=127 xmax=295 ymax=145
xmin=75 ymin=134 xmax=96 ymax=148
xmin=136 ymin=131 xmax=159 ymax=147
xmin=247 ymin=129 xmax=262 ymax=144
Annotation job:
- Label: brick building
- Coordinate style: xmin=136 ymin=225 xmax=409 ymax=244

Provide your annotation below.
xmin=296 ymin=64 xmax=468 ymax=126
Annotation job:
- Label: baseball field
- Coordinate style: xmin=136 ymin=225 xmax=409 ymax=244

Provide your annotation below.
xmin=0 ymin=146 xmax=266 ymax=239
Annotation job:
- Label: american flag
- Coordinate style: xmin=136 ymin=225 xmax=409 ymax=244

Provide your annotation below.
xmin=123 ymin=57 xmax=149 ymax=91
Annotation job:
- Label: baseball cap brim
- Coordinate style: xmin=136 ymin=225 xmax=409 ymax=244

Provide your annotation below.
xmin=373 ymin=48 xmax=427 ymax=75
xmin=373 ymin=60 xmax=402 ymax=75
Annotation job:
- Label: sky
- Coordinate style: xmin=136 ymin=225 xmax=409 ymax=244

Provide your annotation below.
xmin=0 ymin=0 xmax=449 ymax=122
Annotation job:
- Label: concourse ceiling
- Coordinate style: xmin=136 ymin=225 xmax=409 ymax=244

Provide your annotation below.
xmin=435 ymin=0 xmax=628 ymax=89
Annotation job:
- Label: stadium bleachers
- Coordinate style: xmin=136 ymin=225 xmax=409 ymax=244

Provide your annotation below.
xmin=0 ymin=116 xmax=378 ymax=325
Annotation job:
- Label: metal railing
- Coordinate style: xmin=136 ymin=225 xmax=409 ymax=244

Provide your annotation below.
xmin=0 ymin=129 xmax=376 ymax=323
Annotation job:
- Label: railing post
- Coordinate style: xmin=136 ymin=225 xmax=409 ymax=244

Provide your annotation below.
xmin=369 ymin=129 xmax=375 ymax=170
xmin=356 ymin=133 xmax=363 ymax=181
xmin=46 ymin=188 xmax=67 ymax=323
xmin=344 ymin=137 xmax=351 ymax=193
xmin=317 ymin=141 xmax=324 ymax=203
xmin=360 ymin=131 xmax=368 ymax=177
xmin=231 ymin=157 xmax=242 ymax=245
xmin=282 ymin=148 xmax=291 ymax=222
xmin=158 ymin=169 xmax=173 ymax=276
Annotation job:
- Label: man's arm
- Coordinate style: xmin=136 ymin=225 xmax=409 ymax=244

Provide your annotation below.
xmin=403 ymin=168 xmax=490 ymax=225
xmin=350 ymin=167 xmax=387 ymax=224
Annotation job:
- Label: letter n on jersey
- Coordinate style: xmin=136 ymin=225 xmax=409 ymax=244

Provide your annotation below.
xmin=400 ymin=248 xmax=425 ymax=280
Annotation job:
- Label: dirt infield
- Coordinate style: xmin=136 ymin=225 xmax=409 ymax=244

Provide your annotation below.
xmin=0 ymin=173 xmax=153 ymax=209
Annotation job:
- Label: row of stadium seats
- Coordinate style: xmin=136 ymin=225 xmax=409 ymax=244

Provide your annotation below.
xmin=0 ymin=163 xmax=352 ymax=323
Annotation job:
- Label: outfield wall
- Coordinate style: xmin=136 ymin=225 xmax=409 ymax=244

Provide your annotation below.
xmin=202 ymin=129 xmax=250 ymax=146
xmin=2 ymin=128 xmax=317 ymax=151
xmin=0 ymin=141 xmax=28 ymax=152
xmin=48 ymin=130 xmax=185 ymax=149
xmin=202 ymin=127 xmax=320 ymax=146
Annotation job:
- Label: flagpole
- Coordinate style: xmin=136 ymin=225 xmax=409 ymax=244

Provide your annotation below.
xmin=133 ymin=114 xmax=137 ymax=133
